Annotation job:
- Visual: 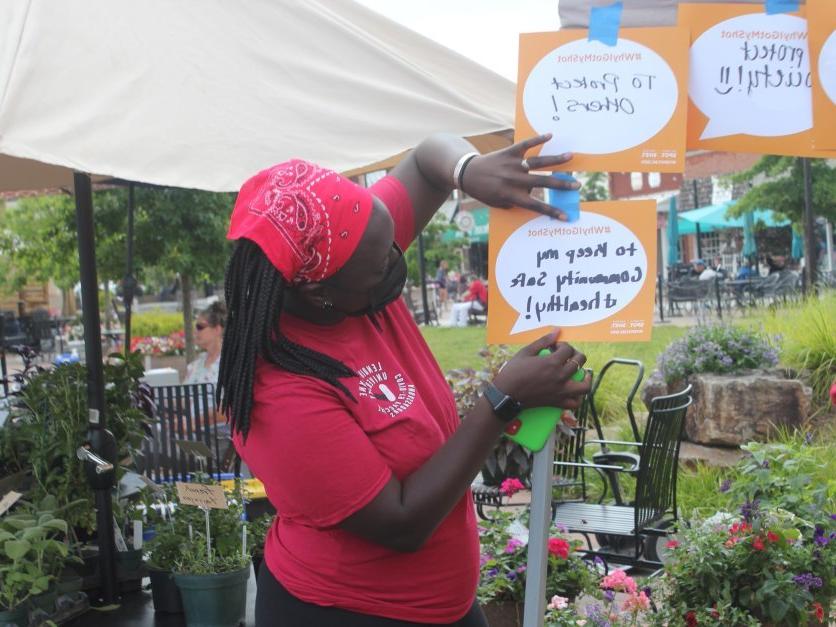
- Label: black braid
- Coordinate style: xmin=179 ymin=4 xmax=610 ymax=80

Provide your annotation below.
xmin=217 ymin=239 xmax=356 ymax=441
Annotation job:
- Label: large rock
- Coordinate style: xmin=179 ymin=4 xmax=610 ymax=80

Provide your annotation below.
xmin=642 ymin=370 xmax=812 ymax=446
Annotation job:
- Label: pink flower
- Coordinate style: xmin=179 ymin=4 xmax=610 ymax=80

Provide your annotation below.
xmin=622 ymin=591 xmax=651 ymax=613
xmin=600 ymin=569 xmax=637 ymax=595
xmin=752 ymin=536 xmax=765 ymax=551
xmin=547 ymin=595 xmax=569 ymax=610
xmin=500 ymin=477 xmax=525 ymax=498
xmin=548 ymin=537 xmax=570 ymax=560
xmin=766 ymin=531 xmax=779 ymax=543
xmin=666 ymin=540 xmax=679 ymax=549
xmin=504 ymin=538 xmax=524 ymax=554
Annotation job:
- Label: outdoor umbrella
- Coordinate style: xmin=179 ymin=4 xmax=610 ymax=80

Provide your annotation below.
xmin=743 ymin=211 xmax=758 ymax=258
xmin=667 ymin=196 xmax=680 ymax=266
xmin=791 ymin=228 xmax=805 ymax=259
xmin=0 ymin=0 xmax=517 ymax=604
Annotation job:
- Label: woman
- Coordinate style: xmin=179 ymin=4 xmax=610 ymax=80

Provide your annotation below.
xmin=184 ymin=302 xmax=235 ymax=466
xmin=184 ymin=301 xmax=226 ymax=385
xmin=218 ymin=133 xmax=590 ymax=627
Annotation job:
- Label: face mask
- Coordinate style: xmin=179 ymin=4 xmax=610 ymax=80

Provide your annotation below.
xmin=343 ymin=244 xmax=408 ymax=317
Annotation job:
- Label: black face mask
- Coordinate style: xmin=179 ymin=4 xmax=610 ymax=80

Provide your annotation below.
xmin=343 ymin=243 xmax=408 ymax=317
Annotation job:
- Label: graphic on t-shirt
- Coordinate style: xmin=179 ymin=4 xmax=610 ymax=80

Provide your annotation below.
xmin=357 ymin=361 xmax=416 ymax=417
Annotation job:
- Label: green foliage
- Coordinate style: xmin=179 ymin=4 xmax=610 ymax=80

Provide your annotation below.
xmin=477 ymin=511 xmax=596 ymax=605
xmin=406 ymin=214 xmax=462 ymax=286
xmin=0 ymin=495 xmax=72 ymax=611
xmin=248 ymin=514 xmax=275 ymax=557
xmin=144 ymin=480 xmax=248 ymax=574
xmin=0 ymin=352 xmax=154 ymax=531
xmin=653 ymin=508 xmax=835 ymax=626
xmin=656 ymin=324 xmax=780 ymax=384
xmin=743 ymin=292 xmax=836 ymax=411
xmin=131 ymin=310 xmax=185 ymax=337
xmin=579 ymin=171 xmax=609 ymax=202
xmin=727 ymin=157 xmax=836 ymax=226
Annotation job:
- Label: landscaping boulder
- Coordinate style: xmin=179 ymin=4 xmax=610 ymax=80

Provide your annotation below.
xmin=642 ymin=370 xmax=812 ymax=446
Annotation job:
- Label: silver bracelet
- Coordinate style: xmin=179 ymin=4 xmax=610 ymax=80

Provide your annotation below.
xmin=452 ymin=151 xmax=480 ymax=190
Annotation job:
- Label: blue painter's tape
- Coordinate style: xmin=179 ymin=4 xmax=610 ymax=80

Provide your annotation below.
xmin=547 ymin=173 xmax=580 ymax=222
xmin=588 ymin=1 xmax=623 ymax=47
xmin=766 ymin=0 xmax=799 ymax=14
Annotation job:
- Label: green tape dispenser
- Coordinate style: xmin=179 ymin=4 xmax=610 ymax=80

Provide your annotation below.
xmin=503 ymin=349 xmax=586 ymax=452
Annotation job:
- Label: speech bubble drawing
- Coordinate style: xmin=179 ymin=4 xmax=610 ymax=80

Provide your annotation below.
xmin=496 ymin=212 xmax=648 ymax=335
xmin=819 ymin=31 xmax=836 ymax=105
xmin=522 ymin=38 xmax=678 ymax=155
xmin=689 ymin=13 xmax=812 ymax=139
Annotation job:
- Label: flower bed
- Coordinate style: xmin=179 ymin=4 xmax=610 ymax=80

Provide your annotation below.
xmin=130 ymin=331 xmax=185 ymax=356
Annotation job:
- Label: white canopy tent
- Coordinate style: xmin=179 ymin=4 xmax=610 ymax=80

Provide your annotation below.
xmin=0 ymin=0 xmax=516 ymax=605
xmin=0 ymin=0 xmax=514 ymax=193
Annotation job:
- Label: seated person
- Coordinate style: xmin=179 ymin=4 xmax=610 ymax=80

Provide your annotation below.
xmin=689 ymin=259 xmax=706 ymax=277
xmin=765 ymin=254 xmax=786 ymax=275
xmin=451 ymin=275 xmax=488 ymax=327
xmin=710 ymin=255 xmax=727 ymax=280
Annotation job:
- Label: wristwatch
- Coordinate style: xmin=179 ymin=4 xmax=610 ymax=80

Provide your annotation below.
xmin=482 ymin=382 xmax=523 ymax=423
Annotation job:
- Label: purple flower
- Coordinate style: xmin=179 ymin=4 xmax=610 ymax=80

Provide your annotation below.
xmin=603 ymin=589 xmax=616 ymax=602
xmin=594 ymin=556 xmax=605 ymax=566
xmin=813 ymin=526 xmax=829 ymax=546
xmin=719 ymin=478 xmax=732 ymax=493
xmin=504 ymin=538 xmax=523 ymax=554
xmin=805 ymin=432 xmax=814 ymax=446
xmin=741 ymin=498 xmax=760 ymax=522
xmin=486 ymin=568 xmax=498 ymax=578
xmin=793 ymin=573 xmax=823 ymax=590
xmin=830 ymin=513 xmax=836 ymax=521
xmin=761 ymin=460 xmax=770 ymax=469
xmin=507 ymin=571 xmax=517 ymax=582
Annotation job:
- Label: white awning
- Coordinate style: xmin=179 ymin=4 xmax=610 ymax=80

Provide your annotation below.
xmin=0 ymin=0 xmax=514 ymax=193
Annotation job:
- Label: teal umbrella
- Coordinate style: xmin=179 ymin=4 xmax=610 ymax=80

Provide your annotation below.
xmin=791 ymin=228 xmax=804 ymax=259
xmin=667 ymin=196 xmax=680 ymax=265
xmin=742 ymin=211 xmax=757 ymax=258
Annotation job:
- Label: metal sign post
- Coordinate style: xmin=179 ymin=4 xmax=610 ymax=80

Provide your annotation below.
xmin=522 ymin=432 xmax=556 ymax=627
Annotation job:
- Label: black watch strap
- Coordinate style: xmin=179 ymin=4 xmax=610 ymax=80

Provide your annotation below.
xmin=483 ymin=382 xmax=523 ymax=423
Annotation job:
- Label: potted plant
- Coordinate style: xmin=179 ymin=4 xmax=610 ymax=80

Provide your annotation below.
xmin=477 ymin=511 xmax=596 ymax=627
xmin=145 ymin=522 xmax=187 ymax=614
xmin=653 ymin=506 xmax=835 ymax=626
xmin=447 ymin=345 xmax=532 ymax=485
xmin=0 ymin=497 xmax=71 ymax=626
xmin=174 ymin=540 xmax=251 ymax=627
xmin=248 ymin=513 xmax=275 ymax=580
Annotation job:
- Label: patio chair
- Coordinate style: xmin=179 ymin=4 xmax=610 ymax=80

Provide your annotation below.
xmin=138 ymin=383 xmax=225 ymax=482
xmin=585 ymin=359 xmax=645 ymax=506
xmin=553 ymin=385 xmax=692 ymax=571
xmin=667 ymin=278 xmax=712 ymax=320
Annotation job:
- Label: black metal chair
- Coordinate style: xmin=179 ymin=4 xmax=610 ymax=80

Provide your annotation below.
xmin=139 ymin=383 xmax=225 ymax=482
xmin=553 ymin=386 xmax=693 ymax=570
xmin=586 ymin=359 xmax=645 ymax=505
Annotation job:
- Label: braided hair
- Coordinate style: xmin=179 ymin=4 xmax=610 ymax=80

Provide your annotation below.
xmin=217 ymin=238 xmax=356 ymax=440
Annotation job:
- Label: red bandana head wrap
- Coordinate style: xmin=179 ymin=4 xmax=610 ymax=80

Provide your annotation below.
xmin=227 ymin=159 xmax=374 ymax=284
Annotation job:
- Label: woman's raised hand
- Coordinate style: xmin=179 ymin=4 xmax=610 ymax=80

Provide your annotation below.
xmin=492 ymin=329 xmax=591 ymax=410
xmin=459 ymin=134 xmax=581 ymax=221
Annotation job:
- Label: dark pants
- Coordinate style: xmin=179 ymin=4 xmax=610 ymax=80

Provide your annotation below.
xmin=256 ymin=563 xmax=488 ymax=627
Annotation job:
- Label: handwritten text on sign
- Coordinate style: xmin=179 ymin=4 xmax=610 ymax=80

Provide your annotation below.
xmin=690 ymin=13 xmax=812 ymax=139
xmin=176 ymin=482 xmax=228 ymax=509
xmin=523 ymin=38 xmax=677 ymax=156
xmin=495 ymin=213 xmax=648 ymax=335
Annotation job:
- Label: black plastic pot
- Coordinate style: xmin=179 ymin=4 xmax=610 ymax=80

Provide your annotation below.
xmin=148 ymin=567 xmax=184 ymax=614
xmin=0 ymin=605 xmax=29 ymax=627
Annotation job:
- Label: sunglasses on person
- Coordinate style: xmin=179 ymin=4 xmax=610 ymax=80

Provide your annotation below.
xmin=195 ymin=322 xmax=209 ymax=331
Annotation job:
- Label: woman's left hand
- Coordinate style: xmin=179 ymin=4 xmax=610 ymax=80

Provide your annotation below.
xmin=460 ymin=133 xmax=579 ymax=220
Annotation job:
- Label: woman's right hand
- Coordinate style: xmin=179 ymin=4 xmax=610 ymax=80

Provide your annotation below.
xmin=492 ymin=329 xmax=590 ymax=410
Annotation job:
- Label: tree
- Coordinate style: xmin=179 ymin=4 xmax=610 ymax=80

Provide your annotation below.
xmin=727 ymin=157 xmax=836 ymax=225
xmin=579 ymin=171 xmax=610 ymax=201
xmin=135 ymin=187 xmax=233 ymax=362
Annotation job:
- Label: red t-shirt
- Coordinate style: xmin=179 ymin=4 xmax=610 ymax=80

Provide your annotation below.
xmin=233 ymin=176 xmax=479 ymax=623
xmin=463 ymin=279 xmax=488 ymax=305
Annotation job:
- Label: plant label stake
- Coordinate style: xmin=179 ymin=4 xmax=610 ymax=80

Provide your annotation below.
xmin=242 ymin=525 xmax=247 ymax=558
xmin=0 ymin=490 xmax=22 ymax=516
xmin=132 ymin=519 xmax=143 ymax=550
xmin=175 ymin=482 xmax=228 ymax=565
xmin=113 ymin=516 xmax=129 ymax=552
xmin=203 ymin=506 xmax=211 ymax=562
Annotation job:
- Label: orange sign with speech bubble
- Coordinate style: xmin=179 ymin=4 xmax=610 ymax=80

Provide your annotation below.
xmin=487 ymin=201 xmax=657 ymax=345
xmin=514 ymin=27 xmax=689 ymax=173
xmin=680 ymin=2 xmax=836 ymax=158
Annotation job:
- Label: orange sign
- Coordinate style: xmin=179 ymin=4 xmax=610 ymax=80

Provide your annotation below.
xmin=514 ymin=27 xmax=689 ymax=173
xmin=681 ymin=3 xmax=836 ymax=158
xmin=487 ymin=201 xmax=657 ymax=345
xmin=808 ymin=0 xmax=836 ymax=149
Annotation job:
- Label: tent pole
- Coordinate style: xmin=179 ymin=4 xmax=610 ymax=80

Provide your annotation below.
xmin=801 ymin=158 xmax=816 ymax=294
xmin=123 ymin=182 xmax=136 ymax=356
xmin=73 ymin=172 xmax=119 ymax=605
xmin=417 ymin=232 xmax=430 ymax=325
xmin=695 ymin=223 xmax=703 ymax=259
